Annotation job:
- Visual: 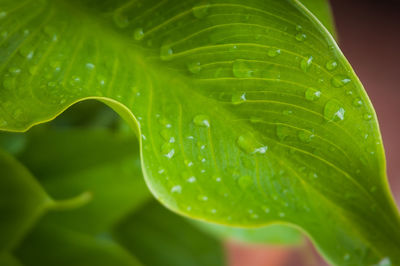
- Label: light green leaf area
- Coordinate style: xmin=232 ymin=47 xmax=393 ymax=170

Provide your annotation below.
xmin=114 ymin=201 xmax=225 ymax=266
xmin=299 ymin=0 xmax=336 ymax=39
xmin=194 ymin=221 xmax=303 ymax=245
xmin=0 ymin=0 xmax=399 ymax=265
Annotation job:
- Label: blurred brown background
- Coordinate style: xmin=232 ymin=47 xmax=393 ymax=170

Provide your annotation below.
xmin=227 ymin=1 xmax=400 ymax=265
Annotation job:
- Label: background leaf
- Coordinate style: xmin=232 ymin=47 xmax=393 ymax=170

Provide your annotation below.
xmin=0 ymin=0 xmax=399 ymax=265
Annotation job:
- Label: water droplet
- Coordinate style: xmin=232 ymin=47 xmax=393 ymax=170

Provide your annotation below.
xmin=133 ymin=28 xmax=144 ymax=40
xmin=238 ymin=175 xmax=253 ymax=189
xmin=363 ymin=113 xmax=373 ymax=121
xmin=352 ymin=98 xmax=362 ymax=107
xmin=309 ymin=172 xmax=318 ymax=179
xmin=171 ymin=185 xmax=182 ymax=193
xmin=267 ymin=48 xmax=281 ymax=57
xmin=9 ymin=67 xmax=21 ymax=76
xmin=161 ymin=143 xmax=175 ymax=159
xmin=237 ymin=135 xmax=267 ymax=154
xmin=305 ymin=88 xmax=321 ymax=101
xmin=193 ymin=115 xmax=210 ymax=127
xmin=298 ymin=129 xmax=315 ymax=143
xmin=279 ymin=212 xmax=285 ymax=217
xmin=86 ymin=63 xmax=95 ymax=70
xmin=331 ymin=75 xmax=351 ymax=87
xmin=113 ymin=13 xmax=129 ymax=28
xmin=187 ymin=61 xmax=201 ymax=74
xmin=344 ymin=254 xmax=350 ymax=261
xmin=198 ymin=195 xmax=208 ymax=201
xmin=276 ymin=125 xmax=290 ymax=141
xmin=187 ymin=176 xmax=196 ymax=183
xmin=233 ymin=59 xmax=254 ymax=78
xmin=0 ymin=11 xmax=7 ymax=19
xmin=214 ymin=176 xmax=221 ymax=182
xmin=231 ymin=92 xmax=246 ymax=104
xmin=160 ymin=45 xmax=173 ymax=60
xmin=210 ymin=209 xmax=217 ymax=214
xmin=192 ymin=3 xmax=211 ymax=19
xmin=296 ymin=25 xmax=303 ymax=31
xmin=326 ymin=60 xmax=338 ymax=71
xmin=324 ymin=100 xmax=345 ymax=121
xmin=295 ymin=33 xmax=307 ymax=42
xmin=300 ymin=56 xmax=313 ymax=72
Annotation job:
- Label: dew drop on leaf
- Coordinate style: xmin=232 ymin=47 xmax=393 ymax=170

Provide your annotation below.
xmin=305 ymin=88 xmax=321 ymax=101
xmin=187 ymin=62 xmax=201 ymax=74
xmin=276 ymin=125 xmax=290 ymax=141
xmin=0 ymin=11 xmax=7 ymax=19
xmin=295 ymin=32 xmax=307 ymax=42
xmin=133 ymin=28 xmax=144 ymax=40
xmin=192 ymin=3 xmax=211 ymax=19
xmin=325 ymin=60 xmax=338 ymax=71
xmin=267 ymin=48 xmax=281 ymax=57
xmin=113 ymin=12 xmax=129 ymax=28
xmin=300 ymin=56 xmax=313 ymax=72
xmin=193 ymin=115 xmax=210 ymax=127
xmin=85 ymin=63 xmax=95 ymax=70
xmin=237 ymin=135 xmax=267 ymax=154
xmin=187 ymin=176 xmax=196 ymax=183
xmin=171 ymin=185 xmax=182 ymax=194
xmin=352 ymin=98 xmax=363 ymax=107
xmin=232 ymin=60 xmax=254 ymax=78
xmin=231 ymin=92 xmax=246 ymax=104
xmin=363 ymin=113 xmax=373 ymax=121
xmin=324 ymin=100 xmax=345 ymax=121
xmin=160 ymin=45 xmax=174 ymax=60
xmin=331 ymin=75 xmax=351 ymax=87
xmin=298 ymin=129 xmax=314 ymax=143
xmin=161 ymin=143 xmax=175 ymax=159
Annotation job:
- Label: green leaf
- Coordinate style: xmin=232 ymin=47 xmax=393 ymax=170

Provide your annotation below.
xmin=193 ymin=222 xmax=303 ymax=245
xmin=0 ymin=125 xmax=151 ymax=235
xmin=299 ymin=0 xmax=336 ymax=38
xmin=0 ymin=253 xmax=23 ymax=266
xmin=14 ymin=221 xmax=144 ymax=266
xmin=0 ymin=0 xmax=399 ymax=265
xmin=114 ymin=201 xmax=225 ymax=266
xmin=0 ymin=149 xmax=51 ymax=252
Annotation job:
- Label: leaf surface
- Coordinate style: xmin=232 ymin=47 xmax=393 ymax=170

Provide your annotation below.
xmin=0 ymin=0 xmax=399 ymax=264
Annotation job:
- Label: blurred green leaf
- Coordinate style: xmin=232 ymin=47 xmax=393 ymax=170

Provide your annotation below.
xmin=114 ymin=201 xmax=225 ymax=266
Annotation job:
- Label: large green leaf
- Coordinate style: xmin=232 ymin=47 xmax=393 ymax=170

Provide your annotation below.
xmin=0 ymin=0 xmax=399 ymax=265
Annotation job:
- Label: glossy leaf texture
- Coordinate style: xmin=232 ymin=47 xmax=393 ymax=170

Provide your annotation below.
xmin=0 ymin=0 xmax=399 ymax=265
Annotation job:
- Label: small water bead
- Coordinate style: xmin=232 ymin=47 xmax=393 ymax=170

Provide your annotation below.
xmin=214 ymin=176 xmax=221 ymax=182
xmin=113 ymin=12 xmax=129 ymax=28
xmin=295 ymin=32 xmax=307 ymax=42
xmin=343 ymin=254 xmax=350 ymax=261
xmin=232 ymin=60 xmax=254 ymax=78
xmin=86 ymin=63 xmax=95 ymax=70
xmin=192 ymin=3 xmax=211 ymax=18
xmin=187 ymin=62 xmax=201 ymax=74
xmin=352 ymin=98 xmax=363 ymax=107
xmin=133 ymin=28 xmax=144 ymax=40
xmin=198 ymin=195 xmax=208 ymax=201
xmin=363 ymin=113 xmax=373 ymax=121
xmin=238 ymin=175 xmax=253 ymax=189
xmin=161 ymin=143 xmax=175 ymax=159
xmin=298 ymin=129 xmax=315 ymax=143
xmin=276 ymin=125 xmax=290 ymax=141
xmin=325 ymin=60 xmax=338 ymax=71
xmin=279 ymin=212 xmax=285 ymax=217
xmin=160 ymin=45 xmax=173 ymax=60
xmin=184 ymin=160 xmax=193 ymax=167
xmin=171 ymin=185 xmax=182 ymax=193
xmin=210 ymin=209 xmax=217 ymax=214
xmin=305 ymin=88 xmax=321 ymax=101
xmin=187 ymin=176 xmax=196 ymax=183
xmin=9 ymin=67 xmax=21 ymax=76
xmin=324 ymin=100 xmax=345 ymax=121
xmin=267 ymin=48 xmax=281 ymax=57
xmin=237 ymin=135 xmax=267 ymax=154
xmin=309 ymin=172 xmax=318 ymax=179
xmin=193 ymin=114 xmax=210 ymax=127
xmin=231 ymin=92 xmax=246 ymax=104
xmin=296 ymin=25 xmax=303 ymax=31
xmin=331 ymin=75 xmax=351 ymax=87
xmin=300 ymin=56 xmax=313 ymax=72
